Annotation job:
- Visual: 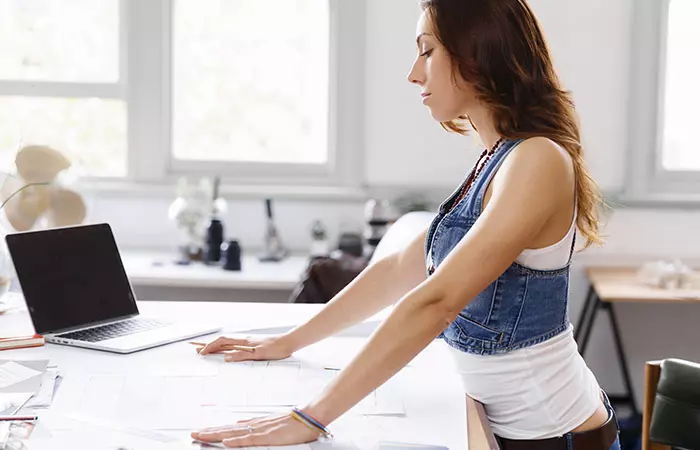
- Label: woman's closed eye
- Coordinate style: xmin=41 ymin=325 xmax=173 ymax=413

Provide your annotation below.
xmin=420 ymin=49 xmax=433 ymax=58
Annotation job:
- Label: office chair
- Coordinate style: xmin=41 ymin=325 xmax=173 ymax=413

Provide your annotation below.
xmin=642 ymin=358 xmax=700 ymax=450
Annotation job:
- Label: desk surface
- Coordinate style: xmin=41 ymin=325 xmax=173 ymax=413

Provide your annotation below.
xmin=586 ymin=266 xmax=700 ymax=303
xmin=121 ymin=250 xmax=309 ymax=290
xmin=0 ymin=297 xmax=467 ymax=450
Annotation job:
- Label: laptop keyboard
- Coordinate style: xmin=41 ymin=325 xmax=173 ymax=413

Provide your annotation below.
xmin=56 ymin=318 xmax=169 ymax=342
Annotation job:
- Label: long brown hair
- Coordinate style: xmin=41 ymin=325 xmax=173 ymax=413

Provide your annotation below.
xmin=420 ymin=0 xmax=603 ymax=247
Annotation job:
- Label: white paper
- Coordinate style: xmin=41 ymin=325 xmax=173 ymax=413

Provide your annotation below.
xmin=57 ymin=358 xmax=404 ymax=432
xmin=0 ymin=361 xmax=42 ymax=389
xmin=183 ymin=442 xmax=313 ymax=450
xmin=0 ymin=392 xmax=34 ymax=415
xmin=25 ymin=368 xmax=60 ymax=408
xmin=26 ymin=423 xmax=180 ymax=450
xmin=65 ymin=414 xmax=180 ymax=443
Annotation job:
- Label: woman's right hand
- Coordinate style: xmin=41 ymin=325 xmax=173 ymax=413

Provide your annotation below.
xmin=196 ymin=335 xmax=294 ymax=362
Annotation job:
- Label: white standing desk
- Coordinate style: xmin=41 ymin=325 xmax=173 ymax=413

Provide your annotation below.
xmin=0 ymin=296 xmax=468 ymax=450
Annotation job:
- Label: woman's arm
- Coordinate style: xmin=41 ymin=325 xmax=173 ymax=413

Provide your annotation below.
xmin=192 ymin=139 xmax=577 ymax=447
xmin=302 ymin=138 xmax=574 ymax=424
xmin=197 ymin=221 xmax=430 ymax=360
xmin=282 ymin=224 xmax=430 ymax=352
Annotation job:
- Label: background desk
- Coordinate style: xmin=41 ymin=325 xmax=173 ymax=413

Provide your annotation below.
xmin=0 ymin=297 xmax=468 ymax=450
xmin=121 ymin=250 xmax=310 ymax=303
xmin=579 ymin=266 xmax=700 ymax=417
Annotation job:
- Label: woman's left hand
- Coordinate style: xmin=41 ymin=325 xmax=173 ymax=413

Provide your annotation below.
xmin=191 ymin=412 xmax=320 ymax=448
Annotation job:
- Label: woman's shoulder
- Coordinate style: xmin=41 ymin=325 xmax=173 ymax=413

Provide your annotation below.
xmin=498 ymin=136 xmax=574 ymax=186
xmin=511 ymin=136 xmax=572 ymax=166
xmin=485 ymin=136 xmax=575 ymax=212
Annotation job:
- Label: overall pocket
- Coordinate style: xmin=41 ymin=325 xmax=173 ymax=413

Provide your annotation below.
xmin=453 ymin=313 xmax=503 ymax=344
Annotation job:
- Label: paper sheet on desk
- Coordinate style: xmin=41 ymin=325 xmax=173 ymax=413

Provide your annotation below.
xmin=0 ymin=361 xmax=42 ymax=389
xmin=25 ymin=413 xmax=315 ymax=450
xmin=54 ymin=361 xmax=404 ymax=430
xmin=77 ymin=344 xmax=221 ymax=377
xmin=46 ymin=377 xmax=457 ymax=449
xmin=232 ymin=320 xmax=383 ymax=339
xmin=216 ymin=334 xmax=452 ymax=373
xmin=211 ymin=360 xmax=404 ymax=415
xmin=189 ymin=443 xmax=313 ymax=450
xmin=29 ymin=438 xmax=313 ymax=450
xmin=0 ymin=360 xmax=48 ymax=394
xmin=25 ymin=367 xmax=60 ymax=408
xmin=0 ymin=392 xmax=34 ymax=415
xmin=25 ymin=427 xmax=180 ymax=450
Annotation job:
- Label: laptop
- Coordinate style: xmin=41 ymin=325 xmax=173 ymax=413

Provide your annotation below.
xmin=5 ymin=223 xmax=220 ymax=354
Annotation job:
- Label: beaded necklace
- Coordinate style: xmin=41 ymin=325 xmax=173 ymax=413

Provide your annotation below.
xmin=426 ymin=137 xmax=505 ymax=276
xmin=447 ymin=137 xmax=505 ymax=213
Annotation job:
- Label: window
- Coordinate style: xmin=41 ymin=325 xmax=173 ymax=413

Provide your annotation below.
xmin=0 ymin=0 xmax=363 ymax=189
xmin=172 ymin=0 xmax=329 ymax=165
xmin=626 ymin=0 xmax=700 ymax=201
xmin=0 ymin=0 xmax=127 ymax=178
xmin=660 ymin=0 xmax=700 ymax=171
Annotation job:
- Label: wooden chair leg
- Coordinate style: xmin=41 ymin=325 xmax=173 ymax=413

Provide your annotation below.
xmin=642 ymin=361 xmax=671 ymax=450
xmin=466 ymin=395 xmax=499 ymax=450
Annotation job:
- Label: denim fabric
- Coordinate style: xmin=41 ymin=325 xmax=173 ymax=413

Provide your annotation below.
xmin=426 ymin=138 xmax=573 ymax=355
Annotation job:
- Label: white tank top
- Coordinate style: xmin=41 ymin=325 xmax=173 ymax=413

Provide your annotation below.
xmin=448 ymin=325 xmax=602 ymax=439
xmin=515 ymin=201 xmax=577 ymax=270
xmin=448 ymin=205 xmax=603 ymax=439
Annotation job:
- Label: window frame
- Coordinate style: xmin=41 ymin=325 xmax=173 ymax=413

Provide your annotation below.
xmin=127 ymin=0 xmax=364 ymax=191
xmin=0 ymin=0 xmax=129 ymax=177
xmin=624 ymin=0 xmax=700 ymax=204
xmin=1 ymin=0 xmax=365 ymax=196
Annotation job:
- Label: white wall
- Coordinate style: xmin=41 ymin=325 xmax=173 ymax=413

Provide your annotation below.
xmin=530 ymin=0 xmax=631 ymax=191
xmin=364 ymin=0 xmax=479 ymax=186
xmin=83 ymin=0 xmax=700 ymax=410
xmin=89 ymin=194 xmax=365 ymax=254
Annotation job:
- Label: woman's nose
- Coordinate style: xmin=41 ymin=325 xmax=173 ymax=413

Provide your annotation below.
xmin=407 ymin=59 xmax=424 ymax=85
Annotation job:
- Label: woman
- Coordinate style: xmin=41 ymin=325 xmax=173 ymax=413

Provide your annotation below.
xmin=192 ymin=0 xmax=620 ymax=448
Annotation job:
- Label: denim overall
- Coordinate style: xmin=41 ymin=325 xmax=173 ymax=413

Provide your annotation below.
xmin=426 ymin=138 xmax=620 ymax=448
xmin=426 ymin=139 xmax=572 ymax=355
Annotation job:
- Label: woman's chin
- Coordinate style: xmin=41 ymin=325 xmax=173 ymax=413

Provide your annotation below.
xmin=428 ymin=109 xmax=457 ymax=123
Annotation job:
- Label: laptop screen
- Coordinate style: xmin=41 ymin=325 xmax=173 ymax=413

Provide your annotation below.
xmin=6 ymin=223 xmax=138 ymax=335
